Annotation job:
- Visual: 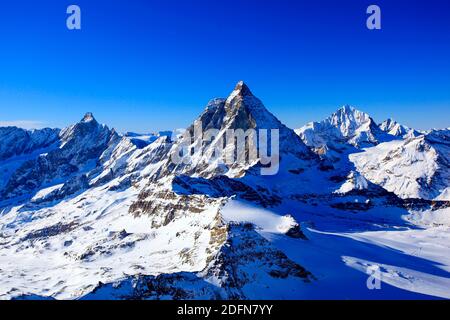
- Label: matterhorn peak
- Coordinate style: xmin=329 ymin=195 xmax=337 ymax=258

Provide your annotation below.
xmin=226 ymin=81 xmax=255 ymax=105
xmin=81 ymin=112 xmax=96 ymax=123
xmin=233 ymin=80 xmax=253 ymax=97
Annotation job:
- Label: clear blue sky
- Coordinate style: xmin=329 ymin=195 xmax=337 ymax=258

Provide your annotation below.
xmin=0 ymin=0 xmax=449 ymax=132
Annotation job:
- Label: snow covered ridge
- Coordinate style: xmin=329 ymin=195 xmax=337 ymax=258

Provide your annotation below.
xmin=379 ymin=118 xmax=421 ymax=138
xmin=0 ymin=81 xmax=450 ymax=300
xmin=295 ymin=106 xmax=449 ymax=201
xmin=0 ymin=126 xmax=60 ymax=161
xmin=1 ymin=113 xmax=120 ymax=201
xmin=350 ymin=129 xmax=450 ymax=201
xmin=296 ymin=105 xmax=393 ymax=150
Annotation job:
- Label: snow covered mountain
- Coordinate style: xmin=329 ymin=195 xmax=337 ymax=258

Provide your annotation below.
xmin=296 ymin=106 xmax=449 ymax=202
xmin=0 ymin=127 xmax=61 ymax=193
xmin=1 ymin=113 xmax=119 ymax=201
xmin=0 ymin=83 xmax=318 ymax=300
xmin=0 ymin=82 xmax=449 ymax=300
xmin=297 ymin=106 xmax=392 ymax=148
xmin=351 ymin=129 xmax=450 ymax=201
xmin=379 ymin=118 xmax=420 ymax=138
xmin=0 ymin=127 xmax=60 ymax=161
xmin=152 ymin=81 xmax=315 ymax=179
xmin=295 ymin=106 xmax=395 ymax=164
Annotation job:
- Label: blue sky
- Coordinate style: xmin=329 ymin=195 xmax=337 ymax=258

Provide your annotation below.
xmin=0 ymin=0 xmax=449 ymax=132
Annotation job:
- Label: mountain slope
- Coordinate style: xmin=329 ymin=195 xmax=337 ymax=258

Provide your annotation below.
xmin=0 ymin=127 xmax=60 ymax=161
xmin=0 ymin=129 xmax=61 ymax=189
xmin=129 ymin=81 xmax=329 ymax=223
xmin=350 ymin=129 xmax=450 ymax=200
xmin=82 ymin=223 xmax=313 ymax=300
xmin=1 ymin=113 xmax=119 ymax=201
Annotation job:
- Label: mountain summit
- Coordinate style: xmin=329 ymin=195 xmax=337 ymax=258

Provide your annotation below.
xmin=1 ymin=113 xmax=119 ymax=200
xmin=230 ymin=80 xmax=253 ymax=98
xmin=154 ymin=81 xmax=314 ymax=179
xmin=379 ymin=118 xmax=420 ymax=138
xmin=296 ymin=106 xmax=394 ymax=160
xmin=81 ymin=112 xmax=96 ymax=123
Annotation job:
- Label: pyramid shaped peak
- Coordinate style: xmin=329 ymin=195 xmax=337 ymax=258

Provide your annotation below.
xmin=232 ymin=81 xmax=253 ymax=97
xmin=225 ymin=81 xmax=257 ymax=107
xmin=81 ymin=112 xmax=96 ymax=123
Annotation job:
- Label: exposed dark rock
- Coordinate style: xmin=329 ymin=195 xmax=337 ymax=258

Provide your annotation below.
xmin=22 ymin=222 xmax=79 ymax=241
xmin=285 ymin=223 xmax=308 ymax=240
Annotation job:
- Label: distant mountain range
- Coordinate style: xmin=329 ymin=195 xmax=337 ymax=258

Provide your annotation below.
xmin=0 ymin=82 xmax=449 ymax=300
xmin=296 ymin=106 xmax=449 ymax=201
